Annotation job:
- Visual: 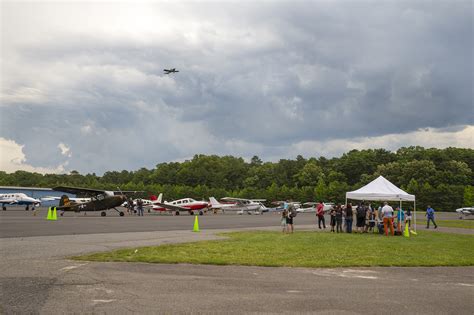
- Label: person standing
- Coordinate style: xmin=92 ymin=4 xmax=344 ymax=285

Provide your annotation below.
xmin=329 ymin=206 xmax=336 ymax=232
xmin=367 ymin=205 xmax=376 ymax=233
xmin=405 ymin=207 xmax=412 ymax=227
xmin=286 ymin=204 xmax=296 ymax=233
xmin=345 ymin=203 xmax=353 ymax=233
xmin=396 ymin=206 xmax=405 ymax=233
xmin=356 ymin=203 xmax=367 ymax=233
xmin=127 ymin=198 xmax=134 ymax=215
xmin=281 ymin=209 xmax=288 ymax=233
xmin=381 ymin=202 xmax=395 ymax=236
xmin=316 ymin=201 xmax=326 ymax=229
xmin=137 ymin=198 xmax=144 ymax=216
xmin=335 ymin=204 xmax=343 ymax=233
xmin=426 ymin=205 xmax=438 ymax=229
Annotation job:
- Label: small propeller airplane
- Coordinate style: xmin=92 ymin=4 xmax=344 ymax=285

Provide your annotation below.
xmin=209 ymin=197 xmax=265 ymax=215
xmin=0 ymin=193 xmax=41 ymax=211
xmin=163 ymin=68 xmax=179 ymax=74
xmin=151 ymin=193 xmax=209 ymax=215
xmin=52 ymin=186 xmax=141 ymax=217
xmin=456 ymin=206 xmax=474 ymax=219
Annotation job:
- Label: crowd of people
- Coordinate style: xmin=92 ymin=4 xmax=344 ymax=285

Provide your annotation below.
xmin=280 ymin=201 xmax=438 ymax=236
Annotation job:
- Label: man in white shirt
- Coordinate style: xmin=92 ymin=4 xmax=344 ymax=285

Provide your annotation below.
xmin=381 ymin=202 xmax=395 ymax=236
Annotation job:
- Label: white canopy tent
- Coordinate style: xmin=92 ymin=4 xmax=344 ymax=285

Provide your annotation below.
xmin=346 ymin=175 xmax=416 ymax=231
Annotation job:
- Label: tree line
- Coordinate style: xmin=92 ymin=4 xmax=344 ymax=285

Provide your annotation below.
xmin=0 ymin=146 xmax=472 ymax=211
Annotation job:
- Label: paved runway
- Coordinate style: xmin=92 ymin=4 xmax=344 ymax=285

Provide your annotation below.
xmin=0 ymin=207 xmax=465 ymax=238
xmin=1 ymin=208 xmax=472 ymax=314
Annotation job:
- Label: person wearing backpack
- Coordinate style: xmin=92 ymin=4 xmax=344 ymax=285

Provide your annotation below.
xmin=356 ymin=203 xmax=367 ymax=233
xmin=316 ymin=201 xmax=326 ymax=229
xmin=345 ymin=203 xmax=353 ymax=233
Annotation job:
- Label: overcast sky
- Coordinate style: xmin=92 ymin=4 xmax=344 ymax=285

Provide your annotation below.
xmin=1 ymin=0 xmax=472 ymax=174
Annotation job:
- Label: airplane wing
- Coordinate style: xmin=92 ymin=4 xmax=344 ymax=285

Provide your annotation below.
xmin=53 ymin=186 xmax=106 ymax=196
xmin=221 ymin=197 xmax=251 ymax=202
xmin=0 ymin=198 xmax=19 ymax=204
xmin=154 ymin=202 xmax=189 ymax=212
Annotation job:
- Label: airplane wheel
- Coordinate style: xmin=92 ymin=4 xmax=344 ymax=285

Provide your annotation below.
xmin=25 ymin=206 xmax=29 ymax=211
xmin=119 ymin=212 xmax=125 ymax=217
xmin=175 ymin=211 xmax=180 ymax=216
xmin=60 ymin=213 xmax=64 ymax=216
xmin=3 ymin=206 xmax=6 ymax=211
xmin=189 ymin=211 xmax=194 ymax=215
xmin=199 ymin=211 xmax=203 ymax=216
xmin=101 ymin=211 xmax=106 ymax=217
xmin=148 ymin=209 xmax=150 ymax=213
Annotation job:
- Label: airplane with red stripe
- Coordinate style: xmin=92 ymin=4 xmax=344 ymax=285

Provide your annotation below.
xmin=151 ymin=193 xmax=208 ymax=215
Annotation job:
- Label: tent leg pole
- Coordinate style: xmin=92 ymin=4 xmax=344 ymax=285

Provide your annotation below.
xmin=414 ymin=200 xmax=417 ymax=232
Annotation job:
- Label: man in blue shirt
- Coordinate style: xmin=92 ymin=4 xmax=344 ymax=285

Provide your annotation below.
xmin=426 ymin=205 xmax=438 ymax=229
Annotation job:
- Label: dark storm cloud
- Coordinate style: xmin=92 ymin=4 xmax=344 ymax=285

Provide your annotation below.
xmin=1 ymin=1 xmax=472 ymax=173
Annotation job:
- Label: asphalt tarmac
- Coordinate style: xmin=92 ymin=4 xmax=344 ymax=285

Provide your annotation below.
xmin=1 ymin=208 xmax=473 ymax=314
xmin=0 ymin=207 xmax=465 ymax=238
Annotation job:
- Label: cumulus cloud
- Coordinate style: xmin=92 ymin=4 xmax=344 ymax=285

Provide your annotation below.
xmin=0 ymin=137 xmax=67 ymax=174
xmin=0 ymin=1 xmax=472 ymax=173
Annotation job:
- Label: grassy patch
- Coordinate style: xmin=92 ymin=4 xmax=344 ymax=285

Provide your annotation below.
xmin=417 ymin=219 xmax=474 ymax=229
xmin=74 ymin=231 xmax=474 ymax=267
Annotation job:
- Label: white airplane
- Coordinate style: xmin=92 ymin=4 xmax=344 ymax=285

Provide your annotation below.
xmin=152 ymin=193 xmax=209 ymax=215
xmin=456 ymin=206 xmax=474 ymax=219
xmin=296 ymin=202 xmax=335 ymax=213
xmin=120 ymin=198 xmax=155 ymax=208
xmin=209 ymin=197 xmax=265 ymax=215
xmin=0 ymin=193 xmax=41 ymax=210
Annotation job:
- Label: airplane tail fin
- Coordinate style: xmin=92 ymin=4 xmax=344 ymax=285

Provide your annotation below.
xmin=157 ymin=193 xmax=163 ymax=203
xmin=59 ymin=195 xmax=71 ymax=207
xmin=209 ymin=197 xmax=221 ymax=207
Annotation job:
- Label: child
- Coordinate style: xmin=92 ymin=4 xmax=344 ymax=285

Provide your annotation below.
xmin=281 ymin=209 xmax=288 ymax=233
xmin=329 ymin=206 xmax=336 ymax=232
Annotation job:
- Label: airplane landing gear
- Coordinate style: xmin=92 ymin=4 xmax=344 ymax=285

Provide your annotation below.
xmin=25 ymin=205 xmax=29 ymax=211
xmin=189 ymin=210 xmax=194 ymax=215
xmin=101 ymin=211 xmax=106 ymax=217
xmin=112 ymin=207 xmax=124 ymax=217
xmin=175 ymin=211 xmax=180 ymax=216
xmin=199 ymin=210 xmax=204 ymax=216
xmin=2 ymin=206 xmax=6 ymax=211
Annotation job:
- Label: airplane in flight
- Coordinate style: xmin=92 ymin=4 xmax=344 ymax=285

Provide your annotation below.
xmin=152 ymin=194 xmax=208 ymax=215
xmin=52 ymin=186 xmax=140 ymax=217
xmin=164 ymin=68 xmax=179 ymax=74
xmin=456 ymin=206 xmax=474 ymax=219
xmin=209 ymin=197 xmax=265 ymax=215
xmin=0 ymin=193 xmax=41 ymax=210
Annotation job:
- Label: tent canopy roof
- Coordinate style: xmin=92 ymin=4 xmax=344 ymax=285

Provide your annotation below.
xmin=346 ymin=176 xmax=415 ymax=202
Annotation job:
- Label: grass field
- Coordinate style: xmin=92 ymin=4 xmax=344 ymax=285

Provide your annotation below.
xmin=417 ymin=219 xmax=474 ymax=229
xmin=74 ymin=231 xmax=474 ymax=267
